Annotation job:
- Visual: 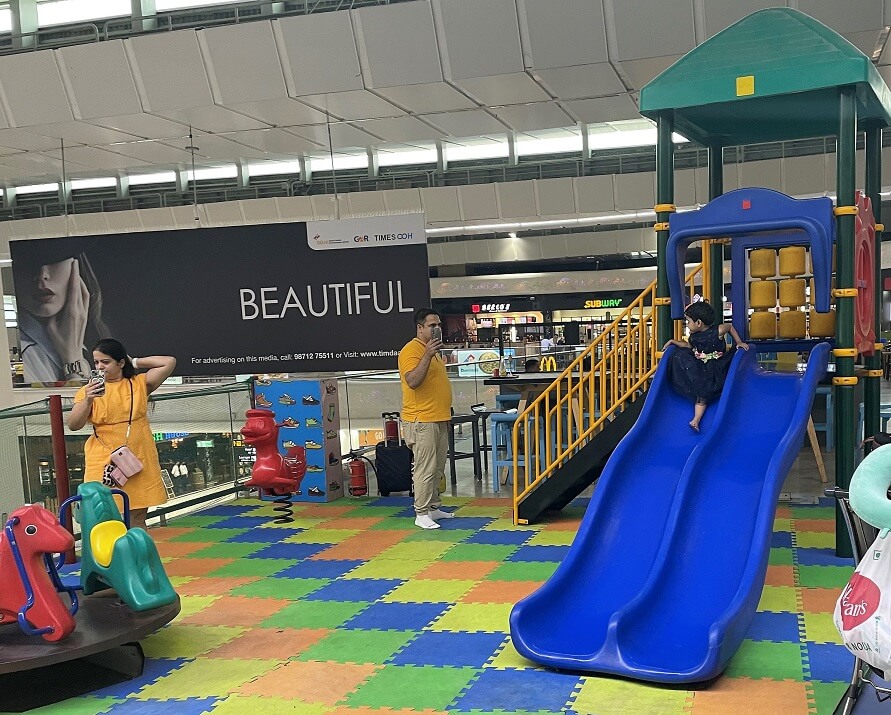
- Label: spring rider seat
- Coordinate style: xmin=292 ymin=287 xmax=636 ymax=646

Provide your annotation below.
xmin=60 ymin=483 xmax=176 ymax=612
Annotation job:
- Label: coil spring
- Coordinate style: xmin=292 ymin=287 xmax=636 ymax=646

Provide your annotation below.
xmin=272 ymin=494 xmax=294 ymax=524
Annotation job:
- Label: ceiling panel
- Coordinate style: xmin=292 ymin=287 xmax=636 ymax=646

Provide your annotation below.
xmin=201 ymin=22 xmax=288 ymax=105
xmin=0 ymin=152 xmax=86 ymax=175
xmin=231 ymin=99 xmax=328 ymax=128
xmin=611 ymin=0 xmax=696 ymax=61
xmin=189 ymin=133 xmax=269 ymax=162
xmin=277 ymin=12 xmax=363 ymax=96
xmin=300 ymin=91 xmax=405 ymax=121
xmin=426 ymin=109 xmax=509 ymax=137
xmin=617 ymin=56 xmax=681 ymax=89
xmin=456 ymin=73 xmax=550 ymax=107
xmin=563 ymin=95 xmax=640 ymax=124
xmin=355 ymin=2 xmax=442 ymax=88
xmin=27 ymin=121 xmax=140 ymax=146
xmin=798 ymin=0 xmax=883 ymax=34
xmin=533 ymin=64 xmax=626 ymax=101
xmin=357 ymin=116 xmax=445 ymax=142
xmin=523 ymin=0 xmax=609 ymax=68
xmin=219 ymin=128 xmax=323 ymax=154
xmin=126 ymin=31 xmax=214 ymax=111
xmin=287 ymin=122 xmax=382 ymax=150
xmin=0 ymin=128 xmax=75 ymax=152
xmin=42 ymin=145 xmax=146 ymax=172
xmin=376 ymin=83 xmax=477 ymax=114
xmin=57 ymin=41 xmax=143 ymax=119
xmin=86 ymin=113 xmax=189 ymax=140
xmin=153 ymin=106 xmax=270 ymax=133
xmin=0 ymin=51 xmax=73 ymax=127
xmin=491 ymin=103 xmax=575 ymax=132
xmin=103 ymin=140 xmax=191 ymax=165
xmin=703 ymin=0 xmax=791 ymax=38
xmin=439 ymin=0 xmax=524 ymax=80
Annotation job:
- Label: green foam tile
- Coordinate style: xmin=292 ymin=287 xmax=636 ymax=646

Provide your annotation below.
xmin=403 ymin=528 xmax=476 ymax=543
xmin=790 ymin=507 xmax=835 ymax=520
xmin=136 ymin=658 xmax=282 ymax=700
xmin=571 ymin=675 xmax=690 ymax=715
xmin=802 ymin=612 xmax=843 ymax=644
xmin=774 ymin=518 xmax=793 ymax=532
xmin=342 ymin=664 xmax=478 ymax=710
xmin=260 ymin=600 xmax=370 ymax=629
xmin=526 ymin=530 xmax=576 ymax=546
xmin=27 ymin=696 xmax=122 ymax=714
xmin=286 ymin=529 xmax=360 ymax=544
xmin=168 ymin=528 xmax=247 ymax=543
xmin=178 ymin=595 xmax=219 ymax=619
xmin=230 ymin=578 xmax=330 ymax=600
xmin=440 ymin=544 xmax=519 ymax=562
xmin=482 ymin=518 xmax=540 ymax=532
xmin=369 ymin=517 xmax=419 ymax=531
xmin=208 ymin=695 xmax=328 ymax=714
xmin=271 ymin=518 xmax=327 ymax=529
xmin=757 ymin=586 xmax=799 ymax=612
xmin=142 ymin=624 xmax=245 ymax=658
xmin=185 ymin=543 xmax=266 ymax=560
xmin=486 ymin=562 xmax=559 ymax=582
xmin=378 ymin=541 xmax=455 ymax=562
xmin=430 ymin=602 xmax=513 ymax=632
xmin=452 ymin=506 xmax=513 ymax=518
xmin=296 ymin=628 xmax=415 ymax=664
xmin=798 ymin=565 xmax=854 ymax=589
xmin=344 ymin=559 xmax=429 ymax=580
xmin=796 ymin=532 xmax=836 ymax=549
xmin=207 ymin=558 xmax=294 ymax=578
xmin=341 ymin=506 xmax=405 ymax=518
xmin=169 ymin=515 xmax=228 ymax=528
xmin=769 ymin=548 xmax=794 ymax=565
xmin=723 ymin=640 xmax=805 ymax=681
xmin=809 ymin=681 xmax=850 ymax=715
xmin=383 ymin=579 xmax=477 ymax=603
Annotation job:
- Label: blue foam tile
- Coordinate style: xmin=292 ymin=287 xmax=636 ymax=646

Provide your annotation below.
xmin=438 ymin=517 xmax=495 ymax=530
xmin=466 ymin=530 xmax=534 ymax=546
xmin=567 ymin=497 xmax=591 ymax=509
xmin=89 ymin=658 xmax=190 ymax=699
xmin=393 ymin=506 xmax=420 ymax=518
xmin=344 ymin=602 xmax=450 ymax=632
xmin=274 ymin=559 xmax=364 ymax=580
xmin=225 ymin=528 xmax=303 ymax=543
xmin=388 ymin=631 xmax=506 ymax=667
xmin=508 ymin=545 xmax=571 ymax=563
xmin=105 ymin=698 xmax=219 ymax=714
xmin=744 ymin=611 xmax=801 ymax=643
xmin=451 ymin=668 xmax=582 ymax=712
xmin=771 ymin=531 xmax=794 ymax=548
xmin=304 ymin=578 xmax=404 ymax=602
xmin=805 ymin=641 xmax=856 ymax=683
xmin=365 ymin=496 xmax=415 ymax=508
xmin=796 ymin=548 xmax=855 ymax=567
xmin=250 ymin=542 xmax=330 ymax=560
xmin=205 ymin=516 xmax=272 ymax=529
xmin=193 ymin=504 xmax=260 ymax=517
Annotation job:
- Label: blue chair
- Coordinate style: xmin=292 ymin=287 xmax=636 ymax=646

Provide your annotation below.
xmin=495 ymin=394 xmax=521 ymax=410
xmin=491 ymin=413 xmax=547 ymax=493
xmin=813 ymin=386 xmax=865 ymax=451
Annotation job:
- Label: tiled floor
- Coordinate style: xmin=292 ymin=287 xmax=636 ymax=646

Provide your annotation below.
xmin=26 ymin=490 xmax=859 ymax=715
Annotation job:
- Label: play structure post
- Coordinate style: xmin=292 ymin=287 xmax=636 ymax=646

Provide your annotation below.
xmin=834 ymin=87 xmax=857 ymax=557
xmin=48 ymin=394 xmax=76 ymax=565
xmin=707 ymin=143 xmax=725 ymax=306
xmin=864 ymin=124 xmax=883 ymax=452
xmin=655 ymin=114 xmax=675 ymax=350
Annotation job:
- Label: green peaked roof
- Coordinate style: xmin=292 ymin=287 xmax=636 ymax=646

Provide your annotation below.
xmin=639 ymin=8 xmax=891 ymax=145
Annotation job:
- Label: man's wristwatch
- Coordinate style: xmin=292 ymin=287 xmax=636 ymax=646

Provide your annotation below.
xmin=63 ymin=360 xmax=85 ymax=378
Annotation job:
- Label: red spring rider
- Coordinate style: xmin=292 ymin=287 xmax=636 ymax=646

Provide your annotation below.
xmin=241 ymin=408 xmax=307 ymax=521
xmin=0 ymin=504 xmax=79 ymax=642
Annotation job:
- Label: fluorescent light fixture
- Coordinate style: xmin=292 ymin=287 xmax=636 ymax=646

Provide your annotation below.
xmin=128 ymin=171 xmax=176 ymax=186
xmin=71 ymin=177 xmax=117 ymax=190
xmin=247 ymin=161 xmax=301 ymax=178
xmin=516 ymin=134 xmax=583 ymax=157
xmin=37 ymin=0 xmax=129 ymax=27
xmin=309 ymin=153 xmax=368 ymax=173
xmin=189 ymin=165 xmax=237 ymax=182
xmin=426 ymin=210 xmax=659 ymax=237
xmin=0 ymin=8 xmax=11 ymax=32
xmin=0 ymin=259 xmax=11 ymax=266
xmin=156 ymin=0 xmax=244 ymax=10
xmin=378 ymin=147 xmax=437 ymax=168
xmin=444 ymin=139 xmax=508 ymax=163
xmin=587 ymin=128 xmax=688 ymax=151
xmin=16 ymin=183 xmax=59 ymax=195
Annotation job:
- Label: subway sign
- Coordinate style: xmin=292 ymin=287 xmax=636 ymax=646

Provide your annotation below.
xmin=584 ymin=298 xmax=623 ymax=309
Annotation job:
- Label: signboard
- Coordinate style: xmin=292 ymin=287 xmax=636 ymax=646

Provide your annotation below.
xmin=583 ymin=298 xmax=624 ymax=309
xmin=454 ymin=348 xmax=515 ymax=377
xmin=11 ymin=215 xmax=429 ymax=380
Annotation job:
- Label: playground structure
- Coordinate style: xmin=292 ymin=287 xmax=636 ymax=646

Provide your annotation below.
xmin=510 ymin=7 xmax=889 ymax=684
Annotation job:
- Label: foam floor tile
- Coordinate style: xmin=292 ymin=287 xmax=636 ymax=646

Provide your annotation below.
xmin=441 ymin=544 xmax=520 ymax=562
xmin=465 ymin=530 xmax=535 ymax=546
xmin=795 ymin=518 xmax=835 ymax=533
xmin=805 ymin=641 xmax=855 ymax=683
xmin=183 ymin=542 xmax=267 ymax=560
xmin=164 ymin=558 xmax=237 ymax=578
xmin=429 ymin=602 xmax=514 ymax=632
xmin=461 ymin=580 xmax=542 ymax=604
xmin=774 ymin=517 xmax=793 ymax=531
xmin=342 ymin=558 xmax=430 ymax=580
xmin=259 ymin=600 xmax=371 ymax=629
xmin=367 ymin=516 xmax=419 ymax=531
xmin=387 ymin=631 xmax=506 ymax=668
xmin=169 ymin=528 xmax=247 ymax=542
xmin=377 ymin=541 xmax=456 ymax=562
xmin=343 ymin=601 xmax=451 ymax=631
xmin=174 ymin=577 xmax=260 ymax=598
xmin=507 ymin=545 xmax=570 ymax=562
xmin=176 ymin=595 xmax=220 ymax=619
xmin=141 ymin=624 xmax=246 ymax=658
xmin=797 ymin=548 xmax=852 ymax=566
xmin=796 ymin=532 xmax=837 ymax=549
xmin=808 ymin=681 xmax=851 ymax=715
xmin=791 ymin=506 xmax=835 ymax=520
xmin=250 ymin=542 xmax=332 ymax=560
xmin=275 ymin=560 xmax=363 ymax=579
xmin=28 ymin=696 xmax=123 ymax=714
xmin=485 ymin=562 xmax=558 ymax=582
xmin=770 ymin=548 xmax=794 ymax=565
xmin=148 ymin=526 xmax=195 ymax=541
xmin=452 ymin=668 xmax=582 ymax=712
xmin=237 ymin=661 xmax=379 ymax=704
xmin=382 ymin=579 xmax=477 ymax=603
xmin=802 ymin=612 xmax=843 ymax=644
xmin=296 ymin=628 xmax=416 ymax=664
xmin=205 ymin=627 xmax=331 ymax=659
xmin=88 ymin=658 xmax=190 ymax=699
xmin=135 ymin=659 xmax=282 ymax=700
xmin=757 ymin=586 xmax=799 ymax=613
xmin=178 ymin=595 xmax=290 ymax=628
xmin=225 ymin=527 xmax=305 ymax=543
xmin=315 ymin=517 xmax=385 ymax=530
xmin=206 ymin=516 xmax=272 ymax=529
xmin=450 ymin=505 xmax=513 ymax=518
xmin=570 ymin=677 xmax=689 ymax=715
xmin=209 ymin=694 xmax=329 ymax=715
xmin=772 ymin=531 xmax=794 ymax=548
xmin=523 ymin=530 xmax=576 ymax=546
xmin=286 ymin=529 xmax=361 ymax=544
xmin=414 ymin=561 xmax=499 ymax=580
xmin=801 ymin=587 xmax=842 ymax=613
xmin=765 ymin=565 xmax=796 ymax=587
xmin=723 ymin=640 xmax=805 ymax=681
xmin=486 ymin=638 xmax=540 ymax=670
xmin=340 ymin=665 xmax=478 ymax=711
xmin=688 ymin=676 xmax=810 ymax=715
xmin=304 ymin=578 xmax=403 ymax=602
xmin=206 ymin=558 xmax=294 ymax=578
xmin=155 ymin=540 xmax=212 ymax=558
xmin=797 ymin=565 xmax=855 ymax=589
xmin=167 ymin=516 xmax=229 ymax=528
xmin=229 ymin=576 xmax=330 ymax=600
xmin=104 ymin=697 xmax=221 ymax=714
xmin=402 ymin=528 xmax=477 ymax=543
xmin=744 ymin=611 xmax=801 ymax=642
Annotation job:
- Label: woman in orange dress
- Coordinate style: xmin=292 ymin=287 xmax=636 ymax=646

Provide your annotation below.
xmin=68 ymin=338 xmax=176 ymax=529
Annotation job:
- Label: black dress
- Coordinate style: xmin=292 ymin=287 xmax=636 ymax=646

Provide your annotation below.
xmin=668 ymin=325 xmax=734 ymax=404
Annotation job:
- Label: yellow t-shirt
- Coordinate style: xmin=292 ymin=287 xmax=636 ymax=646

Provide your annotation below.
xmin=399 ymin=338 xmax=452 ymax=422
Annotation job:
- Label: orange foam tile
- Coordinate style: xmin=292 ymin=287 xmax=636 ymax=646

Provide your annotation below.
xmin=690 ymin=676 xmax=810 ymax=715
xmin=467 ymin=497 xmax=513 ymax=507
xmin=238 ymin=660 xmax=379 ymax=704
xmin=462 ymin=580 xmax=542 ymax=603
xmin=296 ymin=505 xmax=359 ymax=518
xmin=314 ymin=517 xmax=384 ymax=530
xmin=311 ymin=531 xmax=412 ymax=560
xmin=149 ymin=527 xmax=196 ymax=542
xmin=415 ymin=561 xmax=499 ymax=580
xmin=175 ymin=577 xmax=260 ymax=597
xmin=163 ymin=557 xmax=236 ymax=578
xmin=801 ymin=587 xmax=842 ymax=613
xmin=179 ymin=595 xmax=291 ymax=627
xmin=207 ymin=627 xmax=331 ymax=659
xmin=794 ymin=519 xmax=835 ymax=533
xmin=155 ymin=541 xmax=211 ymax=559
xmin=775 ymin=506 xmax=793 ymax=519
xmin=542 ymin=519 xmax=582 ymax=531
xmin=764 ymin=565 xmax=796 ymax=587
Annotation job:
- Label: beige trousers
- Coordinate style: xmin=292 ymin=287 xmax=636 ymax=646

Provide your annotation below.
xmin=404 ymin=420 xmax=449 ymax=515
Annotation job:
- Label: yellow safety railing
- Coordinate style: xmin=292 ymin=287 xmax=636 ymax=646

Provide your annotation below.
xmin=511 ymin=251 xmax=711 ymax=524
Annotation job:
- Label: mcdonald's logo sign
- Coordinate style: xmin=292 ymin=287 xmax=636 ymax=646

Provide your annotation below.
xmin=540 ymin=356 xmax=557 ymax=371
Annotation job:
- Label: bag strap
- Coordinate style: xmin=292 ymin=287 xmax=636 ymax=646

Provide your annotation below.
xmin=92 ymin=378 xmax=134 ymax=449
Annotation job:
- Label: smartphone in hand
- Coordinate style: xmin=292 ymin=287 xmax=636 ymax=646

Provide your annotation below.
xmin=431 ymin=326 xmax=443 ymax=342
xmin=89 ymin=369 xmax=106 ymax=396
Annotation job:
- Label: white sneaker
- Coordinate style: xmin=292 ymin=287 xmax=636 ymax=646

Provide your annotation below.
xmin=415 ymin=514 xmax=440 ymax=530
xmin=429 ymin=508 xmax=455 ymax=520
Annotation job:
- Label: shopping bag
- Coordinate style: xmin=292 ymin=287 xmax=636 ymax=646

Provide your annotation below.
xmin=834 ymin=530 xmax=891 ymax=671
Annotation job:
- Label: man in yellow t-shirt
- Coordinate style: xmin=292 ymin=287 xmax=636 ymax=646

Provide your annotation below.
xmin=399 ymin=308 xmax=455 ymax=529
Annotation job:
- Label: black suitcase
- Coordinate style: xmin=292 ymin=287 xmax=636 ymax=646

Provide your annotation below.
xmin=375 ymin=441 xmax=414 ymax=496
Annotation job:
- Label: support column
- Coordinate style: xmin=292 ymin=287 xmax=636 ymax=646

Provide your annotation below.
xmin=10 ymin=0 xmax=38 ymax=49
xmin=707 ymin=143 xmax=725 ymax=308
xmin=3 ymin=185 xmax=17 ymax=209
xmin=507 ymin=131 xmax=518 ymax=166
xmin=236 ymin=160 xmax=249 ymax=189
xmin=436 ymin=140 xmax=448 ymax=173
xmin=130 ymin=0 xmax=157 ymax=32
xmin=367 ymin=147 xmax=379 ymax=178
xmin=580 ymin=122 xmax=590 ymax=158
xmin=176 ymin=166 xmax=189 ymax=195
xmin=115 ymin=171 xmax=130 ymax=199
xmin=864 ymin=125 xmax=882 ymax=453
xmin=655 ymin=113 xmax=675 ymax=350
xmin=298 ymin=155 xmax=312 ymax=183
xmin=835 ymin=88 xmax=858 ymax=558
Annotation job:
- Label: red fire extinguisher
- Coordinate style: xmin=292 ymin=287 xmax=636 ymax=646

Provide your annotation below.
xmin=382 ymin=412 xmax=401 ymax=446
xmin=347 ymin=453 xmax=369 ymax=497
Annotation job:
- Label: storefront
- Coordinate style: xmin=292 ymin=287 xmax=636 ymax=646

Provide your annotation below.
xmin=434 ymin=297 xmax=545 ymax=345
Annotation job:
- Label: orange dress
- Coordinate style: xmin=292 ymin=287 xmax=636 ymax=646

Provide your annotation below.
xmin=74 ymin=374 xmax=168 ymax=509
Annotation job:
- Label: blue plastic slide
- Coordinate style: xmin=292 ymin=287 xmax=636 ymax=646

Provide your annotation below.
xmin=510 ymin=343 xmax=829 ymax=683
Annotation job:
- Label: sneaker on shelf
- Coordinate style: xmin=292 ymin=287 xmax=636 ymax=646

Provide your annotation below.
xmin=429 ymin=508 xmax=455 ymax=521
xmin=307 ymin=486 xmax=325 ymax=496
xmin=328 ymin=452 xmax=339 ymax=465
xmin=305 ymin=417 xmax=320 ymax=427
xmin=325 ymin=430 xmax=337 ymax=440
xmin=255 ymin=394 xmax=272 ymax=408
xmin=414 ymin=514 xmax=440 ymax=530
xmin=255 ymin=378 xmax=271 ymax=386
xmin=281 ymin=417 xmax=300 ymax=428
xmin=326 ymin=403 xmax=336 ymax=422
xmin=306 ymin=465 xmax=324 ymax=472
xmin=302 ymin=395 xmax=320 ymax=405
xmin=279 ymin=394 xmax=296 ymax=405
xmin=325 ymin=383 xmax=337 ymax=394
xmin=282 ymin=440 xmax=298 ymax=449
xmin=328 ymin=481 xmax=341 ymax=491
xmin=305 ymin=440 xmax=322 ymax=450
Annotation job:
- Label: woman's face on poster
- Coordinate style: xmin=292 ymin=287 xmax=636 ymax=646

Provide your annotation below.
xmin=21 ymin=258 xmax=76 ymax=318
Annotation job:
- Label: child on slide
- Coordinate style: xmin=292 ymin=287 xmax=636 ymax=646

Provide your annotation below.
xmin=663 ymin=299 xmax=749 ymax=432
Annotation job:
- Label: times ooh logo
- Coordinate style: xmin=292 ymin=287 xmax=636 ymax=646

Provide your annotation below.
xmin=840 ymin=572 xmax=881 ymax=630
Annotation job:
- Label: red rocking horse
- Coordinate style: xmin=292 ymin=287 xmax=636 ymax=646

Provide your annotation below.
xmin=0 ymin=504 xmax=79 ymax=642
xmin=241 ymin=408 xmax=307 ymax=522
